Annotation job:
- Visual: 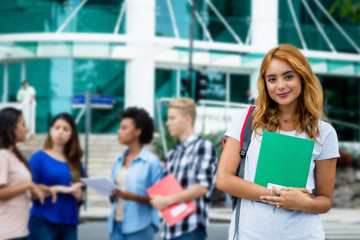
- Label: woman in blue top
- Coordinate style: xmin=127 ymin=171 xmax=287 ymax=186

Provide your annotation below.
xmin=28 ymin=113 xmax=85 ymax=240
xmin=107 ymin=107 xmax=164 ymax=240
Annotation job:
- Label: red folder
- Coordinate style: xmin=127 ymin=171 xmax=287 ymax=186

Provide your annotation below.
xmin=147 ymin=174 xmax=196 ymax=227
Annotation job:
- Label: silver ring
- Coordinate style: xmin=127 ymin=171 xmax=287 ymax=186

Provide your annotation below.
xmin=276 ymin=202 xmax=280 ymax=208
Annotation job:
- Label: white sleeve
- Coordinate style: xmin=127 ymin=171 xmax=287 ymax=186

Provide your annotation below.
xmin=224 ymin=108 xmax=249 ymax=142
xmin=316 ymin=122 xmax=340 ymax=160
xmin=16 ymin=89 xmax=22 ymax=101
xmin=30 ymin=87 xmax=36 ymax=96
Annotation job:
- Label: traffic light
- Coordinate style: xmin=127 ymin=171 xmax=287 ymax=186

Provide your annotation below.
xmin=181 ymin=76 xmax=192 ymax=97
xmin=195 ymin=71 xmax=208 ymax=102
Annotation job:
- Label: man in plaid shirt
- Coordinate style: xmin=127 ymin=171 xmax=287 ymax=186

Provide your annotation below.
xmin=151 ymin=98 xmax=218 ymax=240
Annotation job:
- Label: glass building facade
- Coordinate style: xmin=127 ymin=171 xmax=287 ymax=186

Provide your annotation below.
xmin=0 ymin=0 xmax=359 ymax=141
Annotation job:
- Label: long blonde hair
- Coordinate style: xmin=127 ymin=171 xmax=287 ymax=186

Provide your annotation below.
xmin=253 ymin=44 xmax=323 ymax=141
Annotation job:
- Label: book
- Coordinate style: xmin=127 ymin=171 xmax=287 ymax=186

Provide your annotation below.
xmin=254 ymin=131 xmax=315 ymax=190
xmin=146 ymin=174 xmax=196 ymax=227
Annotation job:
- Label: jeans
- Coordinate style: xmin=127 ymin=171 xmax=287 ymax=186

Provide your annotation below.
xmin=110 ymin=221 xmax=155 ymax=240
xmin=165 ymin=227 xmax=206 ymax=240
xmin=27 ymin=215 xmax=77 ymax=240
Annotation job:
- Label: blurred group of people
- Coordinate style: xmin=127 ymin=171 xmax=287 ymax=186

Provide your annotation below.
xmin=0 ymin=97 xmax=218 ymax=240
xmin=1 ymin=44 xmax=339 ymax=240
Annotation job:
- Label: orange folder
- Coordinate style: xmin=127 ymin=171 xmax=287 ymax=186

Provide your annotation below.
xmin=147 ymin=174 xmax=196 ymax=227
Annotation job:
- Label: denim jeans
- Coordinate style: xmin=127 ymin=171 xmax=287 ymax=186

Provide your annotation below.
xmin=27 ymin=215 xmax=77 ymax=240
xmin=165 ymin=227 xmax=206 ymax=240
xmin=110 ymin=221 xmax=155 ymax=240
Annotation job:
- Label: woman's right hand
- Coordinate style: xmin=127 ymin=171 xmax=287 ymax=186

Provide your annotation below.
xmin=30 ymin=183 xmax=45 ymax=204
xmin=260 ymin=187 xmax=313 ymax=211
xmin=37 ymin=184 xmax=57 ymax=203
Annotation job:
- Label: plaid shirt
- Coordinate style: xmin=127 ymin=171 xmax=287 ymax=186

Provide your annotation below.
xmin=163 ymin=134 xmax=218 ymax=239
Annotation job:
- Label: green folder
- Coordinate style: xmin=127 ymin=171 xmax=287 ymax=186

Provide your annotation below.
xmin=254 ymin=131 xmax=315 ymax=189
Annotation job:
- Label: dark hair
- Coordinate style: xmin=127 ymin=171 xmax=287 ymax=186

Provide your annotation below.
xmin=119 ymin=107 xmax=154 ymax=144
xmin=0 ymin=107 xmax=29 ymax=171
xmin=44 ymin=113 xmax=83 ymax=181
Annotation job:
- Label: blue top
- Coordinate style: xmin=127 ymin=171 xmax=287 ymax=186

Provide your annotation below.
xmin=29 ymin=150 xmax=85 ymax=225
xmin=106 ymin=146 xmax=164 ymax=234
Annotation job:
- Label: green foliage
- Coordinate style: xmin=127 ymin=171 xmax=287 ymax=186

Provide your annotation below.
xmin=152 ymin=131 xmax=177 ymax=162
xmin=200 ymin=131 xmax=225 ymax=159
xmin=329 ymin=0 xmax=360 ymax=24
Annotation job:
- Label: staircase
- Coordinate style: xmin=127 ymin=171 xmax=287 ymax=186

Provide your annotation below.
xmin=18 ymin=134 xmax=126 ymax=208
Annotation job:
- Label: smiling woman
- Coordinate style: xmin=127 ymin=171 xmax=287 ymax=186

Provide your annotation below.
xmin=265 ymin=59 xmax=302 ymax=107
xmin=216 ymin=44 xmax=340 ymax=240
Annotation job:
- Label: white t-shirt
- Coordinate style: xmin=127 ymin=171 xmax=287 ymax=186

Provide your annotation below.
xmin=17 ymin=86 xmax=36 ymax=102
xmin=225 ymin=107 xmax=340 ymax=240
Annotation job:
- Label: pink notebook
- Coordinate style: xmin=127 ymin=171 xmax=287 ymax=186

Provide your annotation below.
xmin=147 ymin=174 xmax=196 ymax=227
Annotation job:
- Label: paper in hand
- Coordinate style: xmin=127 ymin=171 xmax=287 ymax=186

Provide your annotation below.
xmin=81 ymin=177 xmax=121 ymax=198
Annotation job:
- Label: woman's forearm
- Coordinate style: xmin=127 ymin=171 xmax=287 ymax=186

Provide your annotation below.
xmin=133 ymin=194 xmax=151 ymax=205
xmin=0 ymin=181 xmax=33 ymax=201
xmin=217 ymin=173 xmax=272 ymax=201
xmin=113 ymin=189 xmax=151 ymax=205
xmin=301 ymin=195 xmax=332 ymax=214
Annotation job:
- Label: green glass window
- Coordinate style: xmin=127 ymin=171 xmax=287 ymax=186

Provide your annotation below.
xmin=0 ymin=59 xmax=125 ymax=133
xmin=155 ymin=0 xmax=251 ymax=43
xmin=73 ymin=59 xmax=125 ymax=133
xmin=230 ymin=74 xmax=250 ymax=103
xmin=205 ymin=71 xmax=226 ymax=101
xmin=320 ymin=75 xmax=360 ymax=141
xmin=0 ymin=0 xmax=125 ymax=34
xmin=154 ymin=68 xmax=178 ymax=129
xmin=278 ymin=0 xmax=360 ymax=53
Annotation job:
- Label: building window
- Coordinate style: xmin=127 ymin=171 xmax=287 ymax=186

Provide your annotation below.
xmin=320 ymin=75 xmax=360 ymax=141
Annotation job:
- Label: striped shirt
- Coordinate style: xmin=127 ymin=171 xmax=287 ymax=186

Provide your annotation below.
xmin=163 ymin=134 xmax=218 ymax=239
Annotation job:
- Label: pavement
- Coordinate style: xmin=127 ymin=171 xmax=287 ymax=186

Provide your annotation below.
xmin=80 ymin=207 xmax=360 ymax=224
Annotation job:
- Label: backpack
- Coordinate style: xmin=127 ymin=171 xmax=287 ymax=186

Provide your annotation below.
xmin=222 ymin=105 xmax=255 ymax=240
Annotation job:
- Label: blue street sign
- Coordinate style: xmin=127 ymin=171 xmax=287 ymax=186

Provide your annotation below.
xmin=72 ymin=94 xmax=114 ymax=109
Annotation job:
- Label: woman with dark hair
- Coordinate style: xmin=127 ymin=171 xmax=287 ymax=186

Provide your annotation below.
xmin=0 ymin=107 xmax=47 ymax=240
xmin=28 ymin=113 xmax=85 ymax=240
xmin=107 ymin=107 xmax=164 ymax=240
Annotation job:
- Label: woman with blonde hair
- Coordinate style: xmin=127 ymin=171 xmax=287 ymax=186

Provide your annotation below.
xmin=28 ymin=113 xmax=85 ymax=240
xmin=216 ymin=44 xmax=339 ymax=240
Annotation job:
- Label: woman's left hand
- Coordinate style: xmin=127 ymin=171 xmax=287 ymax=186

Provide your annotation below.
xmin=71 ymin=182 xmax=84 ymax=201
xmin=260 ymin=187 xmax=312 ymax=211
